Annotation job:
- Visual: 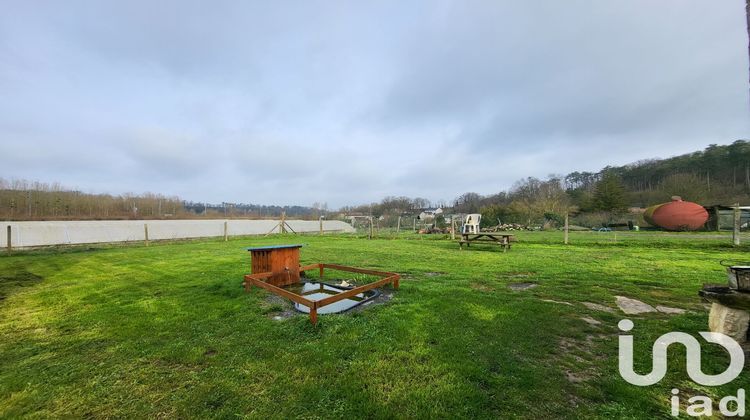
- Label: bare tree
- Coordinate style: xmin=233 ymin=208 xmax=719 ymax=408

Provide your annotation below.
xmin=0 ymin=177 xmax=186 ymax=220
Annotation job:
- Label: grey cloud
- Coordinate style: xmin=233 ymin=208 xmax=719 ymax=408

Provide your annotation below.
xmin=0 ymin=1 xmax=747 ymax=207
xmin=370 ymin=2 xmax=747 ymax=138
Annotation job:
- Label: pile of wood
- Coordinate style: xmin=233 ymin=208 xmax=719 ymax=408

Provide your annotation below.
xmin=418 ymin=225 xmax=450 ymax=234
xmin=485 ymin=223 xmax=531 ymax=232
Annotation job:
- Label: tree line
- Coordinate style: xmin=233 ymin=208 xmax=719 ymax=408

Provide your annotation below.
xmin=360 ymin=140 xmax=750 ymax=228
xmin=3 ymin=140 xmax=747 ymax=225
xmin=182 ymin=201 xmax=317 ymax=218
xmin=0 ymin=179 xmax=185 ymax=220
xmin=0 ymin=179 xmax=317 ymax=220
xmin=0 ymin=177 xmax=436 ymax=222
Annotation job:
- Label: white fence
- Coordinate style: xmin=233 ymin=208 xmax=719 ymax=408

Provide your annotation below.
xmin=1 ymin=219 xmax=355 ymax=248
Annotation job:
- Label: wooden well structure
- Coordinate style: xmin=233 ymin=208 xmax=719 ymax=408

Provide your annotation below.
xmin=243 ymin=244 xmax=399 ymax=324
xmin=247 ymin=244 xmax=303 ymax=287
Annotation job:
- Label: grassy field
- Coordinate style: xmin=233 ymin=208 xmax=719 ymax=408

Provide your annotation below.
xmin=1 ymin=231 xmax=749 ymax=418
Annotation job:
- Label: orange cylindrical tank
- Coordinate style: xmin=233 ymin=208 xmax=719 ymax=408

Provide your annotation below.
xmin=642 ymin=203 xmax=664 ymax=227
xmin=643 ymin=197 xmax=708 ymax=231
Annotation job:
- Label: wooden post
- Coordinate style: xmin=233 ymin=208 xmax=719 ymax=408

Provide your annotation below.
xmin=451 ymin=218 xmax=456 ymax=240
xmin=413 ymin=218 xmax=416 ymax=232
xmin=319 ymin=217 xmax=323 ymax=234
xmin=224 ymin=221 xmax=228 ymax=241
xmin=396 ymin=216 xmax=401 ymax=234
xmin=6 ymin=225 xmax=11 ymax=253
xmin=144 ymin=224 xmax=149 ymax=247
xmin=280 ymin=212 xmax=287 ymax=234
xmin=564 ymin=213 xmax=569 ymax=245
xmin=714 ymin=206 xmax=720 ymax=232
xmin=310 ymin=307 xmax=318 ymax=325
xmin=733 ymin=204 xmax=741 ymax=246
xmin=369 ymin=217 xmax=373 ymax=240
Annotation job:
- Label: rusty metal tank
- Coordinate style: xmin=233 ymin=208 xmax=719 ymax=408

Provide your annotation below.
xmin=643 ymin=196 xmax=708 ymax=231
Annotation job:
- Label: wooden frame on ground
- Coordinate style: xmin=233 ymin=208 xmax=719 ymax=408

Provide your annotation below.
xmin=243 ymin=263 xmax=400 ymax=324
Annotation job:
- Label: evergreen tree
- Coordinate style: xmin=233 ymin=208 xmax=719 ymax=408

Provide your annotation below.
xmin=434 ymin=213 xmax=447 ymax=229
xmin=592 ymin=172 xmax=627 ymax=213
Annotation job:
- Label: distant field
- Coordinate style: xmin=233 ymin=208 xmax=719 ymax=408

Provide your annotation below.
xmin=1 ymin=232 xmax=748 ymax=418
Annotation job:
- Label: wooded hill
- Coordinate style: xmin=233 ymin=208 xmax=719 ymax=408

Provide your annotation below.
xmin=566 ymin=140 xmax=750 ymax=209
xmin=466 ymin=140 xmax=750 ymax=227
xmin=361 ymin=140 xmax=750 ymax=228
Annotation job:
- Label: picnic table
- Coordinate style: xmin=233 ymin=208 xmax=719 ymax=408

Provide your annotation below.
xmin=459 ymin=232 xmax=515 ymax=252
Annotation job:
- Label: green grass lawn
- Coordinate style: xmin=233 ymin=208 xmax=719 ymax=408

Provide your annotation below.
xmin=1 ymin=232 xmax=749 ymax=418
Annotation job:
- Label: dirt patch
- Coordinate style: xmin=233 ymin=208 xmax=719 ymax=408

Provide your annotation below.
xmin=203 ymin=349 xmax=217 ymax=357
xmin=470 ymin=282 xmax=495 ymax=292
xmin=541 ymin=299 xmax=573 ymax=306
xmin=558 ymin=337 xmax=579 ymax=352
xmin=499 ymin=271 xmax=536 ymax=278
xmin=508 ymin=282 xmax=538 ymax=291
xmin=648 ymin=290 xmax=675 ymax=298
xmin=580 ymin=316 xmax=601 ymax=326
xmin=564 ymin=370 xmax=587 ymax=384
xmin=567 ymin=394 xmax=583 ymax=408
xmin=424 ymin=272 xmax=445 ymax=277
xmin=557 ymin=335 xmax=608 ymax=354
xmin=263 ymin=295 xmax=297 ymax=320
xmin=555 ymin=332 xmax=613 ymax=385
xmin=345 ymin=291 xmax=394 ymax=315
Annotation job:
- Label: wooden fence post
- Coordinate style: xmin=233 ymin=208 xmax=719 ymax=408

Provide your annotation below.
xmin=451 ymin=218 xmax=456 ymax=241
xmin=224 ymin=221 xmax=228 ymax=241
xmin=280 ymin=212 xmax=287 ymax=234
xmin=714 ymin=206 xmax=720 ymax=232
xmin=319 ymin=217 xmax=323 ymax=235
xmin=564 ymin=213 xmax=569 ymax=245
xmin=396 ymin=216 xmax=401 ymax=234
xmin=6 ymin=225 xmax=11 ymax=253
xmin=733 ymin=204 xmax=741 ymax=246
xmin=144 ymin=224 xmax=149 ymax=247
xmin=369 ymin=217 xmax=374 ymax=240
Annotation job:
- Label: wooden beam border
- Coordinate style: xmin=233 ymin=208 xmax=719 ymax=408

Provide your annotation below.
xmin=243 ymin=263 xmax=400 ymax=325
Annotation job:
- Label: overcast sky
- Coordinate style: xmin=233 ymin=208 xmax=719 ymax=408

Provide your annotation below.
xmin=1 ymin=1 xmax=748 ymax=208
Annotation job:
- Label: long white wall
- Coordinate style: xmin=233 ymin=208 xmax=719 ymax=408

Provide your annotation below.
xmin=0 ymin=219 xmax=355 ymax=248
